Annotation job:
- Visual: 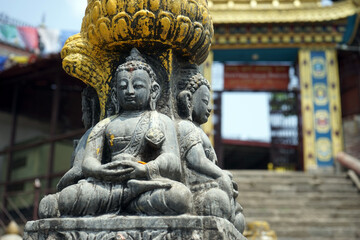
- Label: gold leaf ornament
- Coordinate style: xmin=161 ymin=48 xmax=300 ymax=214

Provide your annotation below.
xmin=189 ymin=22 xmax=204 ymax=50
xmin=133 ymin=10 xmax=155 ymax=38
xmin=113 ymin=13 xmax=132 ymax=40
xmin=97 ymin=17 xmax=112 ymax=42
xmin=91 ymin=1 xmax=102 ymax=24
xmin=174 ymin=16 xmax=192 ymax=43
xmin=105 ymin=0 xmax=117 ymax=15
xmin=158 ymin=12 xmax=175 ymax=41
xmin=149 ymin=0 xmax=160 ymax=12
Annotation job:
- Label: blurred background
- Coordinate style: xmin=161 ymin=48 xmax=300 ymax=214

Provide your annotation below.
xmin=1 ymin=0 xmax=360 ymax=239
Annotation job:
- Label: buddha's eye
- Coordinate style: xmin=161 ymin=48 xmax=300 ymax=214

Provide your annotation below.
xmin=119 ymin=82 xmax=127 ymax=90
xmin=134 ymin=84 xmax=144 ymax=89
xmin=202 ymin=99 xmax=209 ymax=105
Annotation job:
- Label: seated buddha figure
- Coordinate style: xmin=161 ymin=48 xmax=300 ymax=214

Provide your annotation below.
xmin=176 ymin=70 xmax=245 ymax=233
xmin=39 ymin=48 xmax=192 ymax=218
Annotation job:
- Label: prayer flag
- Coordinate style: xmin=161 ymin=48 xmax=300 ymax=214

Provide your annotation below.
xmin=17 ymin=26 xmax=39 ymax=51
xmin=0 ymin=56 xmax=8 ymax=71
xmin=38 ymin=27 xmax=61 ymax=54
xmin=0 ymin=24 xmax=25 ymax=48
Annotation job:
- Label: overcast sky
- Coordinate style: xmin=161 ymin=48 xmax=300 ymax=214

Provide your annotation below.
xmin=0 ymin=0 xmax=87 ymax=31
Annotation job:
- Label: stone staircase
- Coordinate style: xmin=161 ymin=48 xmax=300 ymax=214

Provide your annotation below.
xmin=231 ymin=170 xmax=360 ymax=240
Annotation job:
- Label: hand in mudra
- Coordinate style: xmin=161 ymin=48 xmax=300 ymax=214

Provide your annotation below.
xmin=111 ymin=153 xmax=147 ymax=179
xmin=90 ymin=154 xmax=138 ymax=182
xmin=117 ymin=160 xmax=147 ymax=180
xmin=93 ymin=160 xmax=133 ymax=182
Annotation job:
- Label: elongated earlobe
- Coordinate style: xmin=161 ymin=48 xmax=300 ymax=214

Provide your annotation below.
xmin=150 ymin=82 xmax=160 ymax=111
xmin=111 ymin=87 xmax=119 ymax=114
xmin=177 ymin=90 xmax=192 ymax=120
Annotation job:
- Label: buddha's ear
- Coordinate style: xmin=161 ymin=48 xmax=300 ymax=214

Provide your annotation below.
xmin=111 ymin=87 xmax=119 ymax=114
xmin=177 ymin=90 xmax=192 ymax=120
xmin=150 ymin=82 xmax=161 ymax=111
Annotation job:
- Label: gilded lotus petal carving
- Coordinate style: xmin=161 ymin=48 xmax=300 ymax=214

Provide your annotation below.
xmin=62 ymin=0 xmax=213 ymax=118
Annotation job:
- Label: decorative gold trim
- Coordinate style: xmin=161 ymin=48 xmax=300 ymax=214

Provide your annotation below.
xmin=211 ymin=19 xmax=349 ymax=48
xmin=326 ymin=50 xmax=344 ymax=159
xmin=211 ymin=42 xmax=338 ymax=49
xmin=210 ymin=0 xmax=360 ymax=23
xmin=299 ymin=49 xmax=317 ymax=171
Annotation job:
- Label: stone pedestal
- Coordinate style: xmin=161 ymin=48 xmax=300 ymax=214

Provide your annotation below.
xmin=24 ymin=215 xmax=246 ymax=240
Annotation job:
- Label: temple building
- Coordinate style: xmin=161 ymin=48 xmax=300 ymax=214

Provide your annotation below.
xmin=0 ymin=15 xmax=84 ymax=230
xmin=1 ymin=1 xmax=360 ymax=237
xmin=203 ymin=0 xmax=360 ymax=171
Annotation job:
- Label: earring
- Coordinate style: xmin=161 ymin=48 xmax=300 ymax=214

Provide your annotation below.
xmin=111 ymin=88 xmax=119 ymax=114
xmin=114 ymin=102 xmax=119 ymax=114
xmin=188 ymin=105 xmax=193 ymax=121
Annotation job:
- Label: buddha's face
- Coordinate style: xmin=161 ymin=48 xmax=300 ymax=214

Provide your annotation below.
xmin=116 ymin=69 xmax=152 ymax=111
xmin=192 ymin=85 xmax=212 ymax=125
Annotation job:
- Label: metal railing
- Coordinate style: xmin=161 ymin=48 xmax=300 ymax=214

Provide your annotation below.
xmin=0 ymin=176 xmax=63 ymax=233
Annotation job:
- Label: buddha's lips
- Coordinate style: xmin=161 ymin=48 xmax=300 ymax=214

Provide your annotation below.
xmin=125 ymin=97 xmax=135 ymax=101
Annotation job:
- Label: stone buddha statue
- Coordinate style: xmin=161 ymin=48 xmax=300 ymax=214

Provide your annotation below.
xmin=176 ymin=69 xmax=245 ymax=233
xmin=25 ymin=0 xmax=248 ymax=236
xmin=38 ymin=48 xmax=192 ymax=218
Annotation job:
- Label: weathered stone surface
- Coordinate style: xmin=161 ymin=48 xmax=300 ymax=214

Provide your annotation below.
xmin=23 ymin=215 xmax=246 ymax=240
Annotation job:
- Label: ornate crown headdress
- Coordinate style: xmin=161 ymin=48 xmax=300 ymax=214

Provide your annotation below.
xmin=115 ymin=48 xmax=157 ymax=84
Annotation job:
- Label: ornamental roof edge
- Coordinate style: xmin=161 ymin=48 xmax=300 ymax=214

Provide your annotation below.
xmin=210 ymin=0 xmax=360 ymax=23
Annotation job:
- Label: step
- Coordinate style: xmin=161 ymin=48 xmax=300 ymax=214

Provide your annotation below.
xmin=270 ymin=225 xmax=360 ymax=238
xmin=245 ymin=217 xmax=360 ymax=228
xmin=236 ymin=182 xmax=358 ymax=193
xmin=278 ymin=238 xmax=359 ymax=240
xmin=231 ymin=170 xmax=360 ymax=239
xmin=241 ymin=198 xmax=360 ymax=209
xmin=243 ymin=208 xmax=360 ymax=219
xmin=229 ymin=170 xmax=348 ymax=179
xmin=233 ymin=176 xmax=352 ymax=185
xmin=237 ymin=191 xmax=360 ymax=200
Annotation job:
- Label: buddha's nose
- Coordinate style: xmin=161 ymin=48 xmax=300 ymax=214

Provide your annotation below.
xmin=127 ymin=84 xmax=135 ymax=94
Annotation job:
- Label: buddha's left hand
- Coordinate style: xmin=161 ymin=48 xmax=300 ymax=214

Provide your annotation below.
xmin=118 ymin=160 xmax=147 ymax=179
